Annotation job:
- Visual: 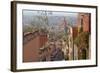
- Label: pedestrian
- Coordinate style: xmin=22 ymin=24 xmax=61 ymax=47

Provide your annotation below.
xmin=50 ymin=40 xmax=64 ymax=61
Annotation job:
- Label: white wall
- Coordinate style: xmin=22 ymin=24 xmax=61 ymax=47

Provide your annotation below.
xmin=0 ymin=0 xmax=99 ymax=73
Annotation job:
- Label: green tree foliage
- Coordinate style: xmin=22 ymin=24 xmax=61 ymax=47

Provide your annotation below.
xmin=23 ymin=25 xmax=33 ymax=32
xmin=74 ymin=32 xmax=89 ymax=49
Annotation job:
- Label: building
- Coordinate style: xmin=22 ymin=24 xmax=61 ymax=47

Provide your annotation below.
xmin=23 ymin=31 xmax=48 ymax=62
xmin=72 ymin=27 xmax=78 ymax=60
xmin=72 ymin=27 xmax=78 ymax=40
xmin=75 ymin=13 xmax=91 ymax=60
xmin=77 ymin=13 xmax=91 ymax=33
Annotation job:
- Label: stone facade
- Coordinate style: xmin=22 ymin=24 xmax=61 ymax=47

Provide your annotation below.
xmin=76 ymin=13 xmax=91 ymax=59
xmin=77 ymin=13 xmax=91 ymax=33
xmin=23 ymin=31 xmax=48 ymax=62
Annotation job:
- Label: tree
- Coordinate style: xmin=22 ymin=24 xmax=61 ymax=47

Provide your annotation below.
xmin=74 ymin=32 xmax=90 ymax=59
xmin=74 ymin=32 xmax=89 ymax=49
xmin=23 ymin=25 xmax=33 ymax=32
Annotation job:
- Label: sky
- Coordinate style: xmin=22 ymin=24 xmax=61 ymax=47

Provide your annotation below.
xmin=22 ymin=10 xmax=78 ymax=27
xmin=23 ymin=10 xmax=78 ymax=16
